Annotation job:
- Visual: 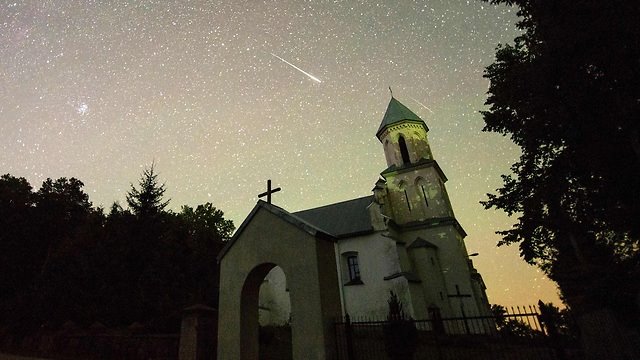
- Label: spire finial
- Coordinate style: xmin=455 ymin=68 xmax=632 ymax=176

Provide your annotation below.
xmin=389 ymin=86 xmax=394 ymax=98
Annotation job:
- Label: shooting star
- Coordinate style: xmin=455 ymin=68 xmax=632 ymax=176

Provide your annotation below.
xmin=268 ymin=52 xmax=322 ymax=83
xmin=408 ymin=96 xmax=434 ymax=114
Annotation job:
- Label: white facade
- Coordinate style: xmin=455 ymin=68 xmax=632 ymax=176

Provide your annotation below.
xmin=258 ymin=97 xmax=491 ymax=324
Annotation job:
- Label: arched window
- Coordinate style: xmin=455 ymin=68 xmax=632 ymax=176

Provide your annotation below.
xmin=398 ymin=135 xmax=411 ymax=164
xmin=347 ymin=255 xmax=360 ymax=281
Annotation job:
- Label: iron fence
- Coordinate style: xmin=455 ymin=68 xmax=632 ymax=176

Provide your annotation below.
xmin=334 ymin=306 xmax=583 ymax=360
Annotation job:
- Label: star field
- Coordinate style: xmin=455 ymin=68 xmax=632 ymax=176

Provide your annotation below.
xmin=0 ymin=1 xmax=559 ymax=306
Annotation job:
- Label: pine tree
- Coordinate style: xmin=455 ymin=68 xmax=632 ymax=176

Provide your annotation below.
xmin=126 ymin=163 xmax=170 ymax=218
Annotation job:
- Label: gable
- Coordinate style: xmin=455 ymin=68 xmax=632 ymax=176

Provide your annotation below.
xmin=217 ymin=200 xmax=334 ymax=262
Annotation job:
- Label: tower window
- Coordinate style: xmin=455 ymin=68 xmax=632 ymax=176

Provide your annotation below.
xmin=404 ymin=189 xmax=411 ymax=211
xmin=398 ymin=136 xmax=410 ymax=164
xmin=416 ymin=177 xmax=429 ymax=209
xmin=421 ymin=185 xmax=429 ymax=207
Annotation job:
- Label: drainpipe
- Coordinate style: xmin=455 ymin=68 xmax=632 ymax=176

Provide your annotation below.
xmin=334 ymin=242 xmax=346 ymax=317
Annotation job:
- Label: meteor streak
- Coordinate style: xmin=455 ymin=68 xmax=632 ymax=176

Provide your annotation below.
xmin=409 ymin=96 xmax=434 ymax=114
xmin=269 ymin=52 xmax=322 ymax=83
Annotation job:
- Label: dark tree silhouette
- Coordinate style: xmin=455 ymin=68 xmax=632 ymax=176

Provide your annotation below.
xmin=126 ymin=163 xmax=170 ymax=218
xmin=383 ymin=291 xmax=417 ymax=360
xmin=35 ymin=177 xmax=94 ymax=269
xmin=0 ymin=171 xmax=234 ymax=339
xmin=0 ymin=175 xmax=36 ymax=303
xmin=481 ymin=1 xmax=639 ymax=357
xmin=179 ymin=203 xmax=234 ymax=306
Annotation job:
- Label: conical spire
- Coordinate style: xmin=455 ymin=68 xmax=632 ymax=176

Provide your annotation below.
xmin=376 ymin=97 xmax=427 ymax=138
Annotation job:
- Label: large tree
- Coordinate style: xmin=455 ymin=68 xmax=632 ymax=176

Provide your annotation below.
xmin=481 ymin=0 xmax=639 ymax=350
xmin=179 ymin=203 xmax=235 ymax=305
xmin=35 ymin=177 xmax=95 ymax=274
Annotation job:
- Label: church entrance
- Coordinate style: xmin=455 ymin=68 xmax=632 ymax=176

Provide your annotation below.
xmin=258 ymin=265 xmax=292 ymax=359
xmin=217 ymin=202 xmax=342 ymax=360
xmin=239 ymin=263 xmax=292 ymax=360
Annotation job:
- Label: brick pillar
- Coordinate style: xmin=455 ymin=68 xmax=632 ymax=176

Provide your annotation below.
xmin=179 ymin=304 xmax=218 ymax=360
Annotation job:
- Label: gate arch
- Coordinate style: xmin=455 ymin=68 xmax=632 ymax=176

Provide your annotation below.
xmin=217 ymin=202 xmax=342 ymax=360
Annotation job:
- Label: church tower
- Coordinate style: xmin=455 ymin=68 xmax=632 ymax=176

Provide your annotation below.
xmin=374 ymin=97 xmax=454 ymax=224
xmin=373 ymin=96 xmax=490 ymax=320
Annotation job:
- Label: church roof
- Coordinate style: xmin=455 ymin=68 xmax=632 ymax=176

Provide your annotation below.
xmin=294 ymin=195 xmax=375 ymax=238
xmin=376 ymin=97 xmax=427 ymax=138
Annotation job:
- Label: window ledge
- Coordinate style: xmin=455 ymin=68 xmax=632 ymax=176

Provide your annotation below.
xmin=344 ymin=278 xmax=364 ymax=286
xmin=384 ymin=271 xmax=422 ymax=283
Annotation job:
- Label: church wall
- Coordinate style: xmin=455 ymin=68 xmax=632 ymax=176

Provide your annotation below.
xmin=469 ymin=269 xmax=492 ymax=316
xmin=406 ymin=281 xmax=428 ymax=319
xmin=260 ymin=229 xmax=426 ymax=325
xmin=403 ymin=226 xmax=483 ymax=318
xmin=409 ymin=246 xmax=452 ymax=315
xmin=385 ymin=166 xmax=453 ymax=225
xmin=337 ymin=232 xmax=412 ymax=319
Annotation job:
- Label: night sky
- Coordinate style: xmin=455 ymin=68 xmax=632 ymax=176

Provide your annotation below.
xmin=1 ymin=1 xmax=559 ymax=306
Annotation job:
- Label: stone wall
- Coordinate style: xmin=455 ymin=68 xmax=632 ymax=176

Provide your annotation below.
xmin=0 ymin=325 xmax=179 ymax=360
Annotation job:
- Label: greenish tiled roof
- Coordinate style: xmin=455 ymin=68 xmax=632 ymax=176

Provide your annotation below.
xmin=376 ymin=97 xmax=425 ymax=137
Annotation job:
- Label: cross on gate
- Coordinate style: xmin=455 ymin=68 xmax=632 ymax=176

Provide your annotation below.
xmin=448 ymin=284 xmax=472 ymax=333
xmin=258 ymin=179 xmax=281 ymax=204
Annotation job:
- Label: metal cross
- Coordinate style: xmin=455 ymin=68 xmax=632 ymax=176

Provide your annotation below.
xmin=258 ymin=179 xmax=281 ymax=204
xmin=448 ymin=284 xmax=472 ymax=333
xmin=448 ymin=285 xmax=472 ymax=300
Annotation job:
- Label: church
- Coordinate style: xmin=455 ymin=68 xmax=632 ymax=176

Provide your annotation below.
xmin=219 ymin=96 xmax=491 ymax=330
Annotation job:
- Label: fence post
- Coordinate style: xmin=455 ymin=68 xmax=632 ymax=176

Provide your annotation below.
xmin=179 ymin=304 xmax=217 ymax=360
xmin=430 ymin=319 xmax=444 ymax=360
xmin=345 ymin=313 xmax=355 ymax=360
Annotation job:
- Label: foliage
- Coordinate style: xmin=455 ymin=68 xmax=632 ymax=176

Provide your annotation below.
xmin=481 ymin=0 xmax=640 ymax=318
xmin=0 ymin=170 xmax=233 ymax=335
xmin=386 ymin=291 xmax=408 ymax=321
xmin=179 ymin=203 xmax=234 ymax=305
xmin=383 ymin=291 xmax=417 ymax=359
xmin=180 ymin=203 xmax=235 ymax=242
xmin=537 ymin=301 xmax=579 ymax=341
